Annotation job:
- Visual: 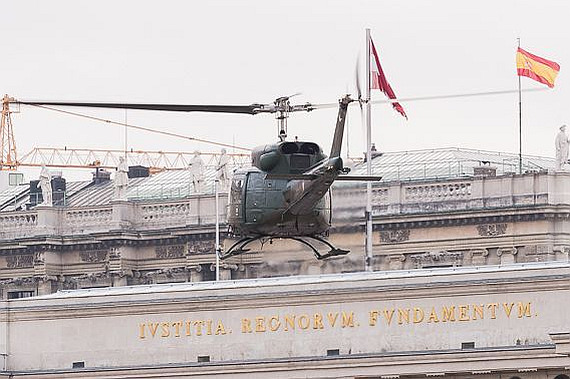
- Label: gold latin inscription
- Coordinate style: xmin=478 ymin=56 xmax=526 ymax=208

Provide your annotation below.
xmin=137 ymin=301 xmax=536 ymax=339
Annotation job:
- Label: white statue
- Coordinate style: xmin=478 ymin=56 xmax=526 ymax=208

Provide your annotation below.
xmin=188 ymin=151 xmax=204 ymax=193
xmin=39 ymin=165 xmax=52 ymax=206
xmin=555 ymin=124 xmax=569 ymax=171
xmin=114 ymin=156 xmax=129 ymax=200
xmin=216 ymin=148 xmax=230 ymax=190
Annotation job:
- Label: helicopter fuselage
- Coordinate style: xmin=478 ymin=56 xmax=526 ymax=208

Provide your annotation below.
xmin=227 ymin=167 xmax=332 ymax=237
xmin=227 ymin=140 xmax=335 ymax=237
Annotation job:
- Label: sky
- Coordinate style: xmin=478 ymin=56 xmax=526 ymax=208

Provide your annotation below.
xmin=1 ymin=0 xmax=569 ymax=180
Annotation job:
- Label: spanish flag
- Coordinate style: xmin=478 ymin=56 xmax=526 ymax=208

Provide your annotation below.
xmin=516 ymin=47 xmax=560 ymax=88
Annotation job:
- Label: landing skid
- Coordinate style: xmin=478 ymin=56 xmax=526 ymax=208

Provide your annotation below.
xmin=218 ymin=235 xmax=349 ymax=261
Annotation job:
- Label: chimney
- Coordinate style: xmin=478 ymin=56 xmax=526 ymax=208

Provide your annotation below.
xmin=473 ymin=161 xmax=497 ymax=177
xmin=128 ymin=165 xmax=150 ymax=178
xmin=92 ymin=168 xmax=111 ymax=184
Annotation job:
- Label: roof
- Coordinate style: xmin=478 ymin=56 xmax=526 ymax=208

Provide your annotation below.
xmin=0 ymin=147 xmax=557 ymax=211
xmin=349 ymin=147 xmax=555 ymax=183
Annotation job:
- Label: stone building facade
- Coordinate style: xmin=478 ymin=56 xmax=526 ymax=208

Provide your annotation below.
xmin=1 ymin=167 xmax=570 ymax=298
xmin=0 ymin=262 xmax=569 ymax=378
xmin=0 ymin=149 xmax=569 ymax=377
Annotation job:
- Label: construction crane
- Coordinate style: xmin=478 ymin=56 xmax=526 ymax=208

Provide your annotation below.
xmin=0 ymin=95 xmax=18 ymax=170
xmin=0 ymin=94 xmax=251 ymax=172
xmin=18 ymin=147 xmax=250 ymax=171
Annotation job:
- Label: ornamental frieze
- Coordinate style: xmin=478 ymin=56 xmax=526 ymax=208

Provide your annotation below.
xmin=156 ymin=245 xmax=186 ymax=259
xmin=6 ymin=255 xmax=34 ymax=269
xmin=410 ymin=251 xmax=463 ymax=269
xmin=476 ymin=223 xmax=507 ymax=237
xmin=188 ymin=241 xmax=215 ymax=255
xmin=79 ymin=250 xmax=108 ymax=263
xmin=380 ymin=229 xmax=410 ymax=243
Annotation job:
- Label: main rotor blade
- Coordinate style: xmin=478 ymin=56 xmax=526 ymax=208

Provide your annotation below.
xmin=13 ymin=101 xmax=262 ymax=115
xmin=368 ymin=87 xmax=547 ymax=105
xmin=309 ymin=88 xmax=548 ymax=111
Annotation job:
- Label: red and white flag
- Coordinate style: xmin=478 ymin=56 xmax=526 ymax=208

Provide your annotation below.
xmin=370 ymin=38 xmax=407 ymax=119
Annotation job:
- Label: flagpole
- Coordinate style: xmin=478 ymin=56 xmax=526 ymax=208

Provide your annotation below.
xmin=518 ymin=38 xmax=523 ymax=174
xmin=365 ymin=28 xmax=373 ymax=272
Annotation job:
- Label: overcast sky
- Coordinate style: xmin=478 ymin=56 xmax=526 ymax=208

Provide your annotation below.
xmin=1 ymin=0 xmax=568 ymax=179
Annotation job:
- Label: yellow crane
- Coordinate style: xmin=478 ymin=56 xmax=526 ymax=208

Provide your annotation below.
xmin=0 ymin=95 xmax=250 ymax=171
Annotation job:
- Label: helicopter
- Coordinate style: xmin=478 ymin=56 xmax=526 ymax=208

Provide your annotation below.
xmin=13 ymin=94 xmax=381 ymax=260
xmin=12 ymin=84 xmax=542 ymax=259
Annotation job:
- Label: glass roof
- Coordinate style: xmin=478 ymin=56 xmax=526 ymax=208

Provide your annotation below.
xmin=349 ymin=147 xmax=555 ymax=183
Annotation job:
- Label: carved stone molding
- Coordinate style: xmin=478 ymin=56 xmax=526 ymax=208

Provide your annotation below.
xmin=497 ymin=247 xmax=517 ymax=257
xmin=468 ymin=249 xmax=489 ymax=266
xmin=519 ymin=245 xmax=555 ymax=262
xmin=380 ymin=229 xmax=410 ymax=243
xmin=188 ymin=240 xmax=215 ymax=255
xmin=155 ymin=245 xmax=185 ymax=259
xmin=476 ymin=223 xmax=507 ymax=237
xmin=79 ymin=250 xmax=108 ymax=263
xmin=553 ymin=245 xmax=570 ymax=261
xmin=108 ymin=247 xmax=123 ymax=274
xmin=410 ymin=251 xmax=462 ymax=269
xmin=387 ymin=254 xmax=406 ymax=270
xmin=6 ymin=255 xmax=34 ymax=269
xmin=0 ymin=276 xmax=36 ymax=286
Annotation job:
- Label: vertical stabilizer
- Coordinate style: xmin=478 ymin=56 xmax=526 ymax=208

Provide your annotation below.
xmin=329 ymin=95 xmax=352 ymax=158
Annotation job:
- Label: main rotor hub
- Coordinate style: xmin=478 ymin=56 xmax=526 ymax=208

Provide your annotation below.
xmin=274 ymin=97 xmax=291 ymax=141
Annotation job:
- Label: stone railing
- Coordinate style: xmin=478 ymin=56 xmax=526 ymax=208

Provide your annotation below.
xmin=64 ymin=206 xmax=114 ymax=233
xmin=0 ymin=172 xmax=566 ymax=239
xmin=404 ymin=182 xmax=472 ymax=202
xmin=0 ymin=211 xmax=38 ymax=239
xmin=333 ymin=171 xmax=562 ymax=221
xmin=0 ymin=194 xmax=229 ymax=240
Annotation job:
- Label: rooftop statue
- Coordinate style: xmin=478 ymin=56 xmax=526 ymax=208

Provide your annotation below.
xmin=39 ymin=165 xmax=52 ymax=207
xmin=114 ymin=156 xmax=129 ymax=200
xmin=188 ymin=151 xmax=204 ymax=193
xmin=555 ymin=124 xmax=569 ymax=171
xmin=216 ymin=148 xmax=230 ymax=191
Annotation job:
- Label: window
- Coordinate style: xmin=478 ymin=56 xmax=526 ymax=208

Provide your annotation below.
xmin=8 ymin=173 xmax=24 ymax=186
xmin=200 ymin=264 xmax=216 ymax=282
xmin=7 ymin=290 xmax=34 ymax=299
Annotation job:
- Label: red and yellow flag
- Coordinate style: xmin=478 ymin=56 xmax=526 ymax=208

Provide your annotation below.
xmin=516 ymin=47 xmax=560 ymax=88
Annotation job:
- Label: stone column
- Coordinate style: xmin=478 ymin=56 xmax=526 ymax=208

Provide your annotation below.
xmin=497 ymin=247 xmax=518 ymax=264
xmin=189 ymin=265 xmax=203 ymax=282
xmin=36 ymin=276 xmax=60 ymax=296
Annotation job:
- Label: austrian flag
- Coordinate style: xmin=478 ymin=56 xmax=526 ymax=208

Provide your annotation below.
xmin=370 ymin=38 xmax=407 ymax=119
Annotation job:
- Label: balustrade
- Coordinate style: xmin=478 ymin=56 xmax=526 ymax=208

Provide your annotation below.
xmin=0 ymin=211 xmax=38 ymax=238
xmin=404 ymin=182 xmax=472 ymax=202
xmin=64 ymin=207 xmax=113 ymax=232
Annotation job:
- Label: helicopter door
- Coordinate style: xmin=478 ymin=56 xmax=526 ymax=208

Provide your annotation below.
xmin=245 ymin=171 xmax=265 ymax=223
xmin=228 ymin=172 xmax=246 ymax=223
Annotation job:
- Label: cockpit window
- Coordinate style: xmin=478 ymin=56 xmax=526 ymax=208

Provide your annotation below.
xmin=300 ymin=143 xmax=319 ymax=155
xmin=281 ymin=142 xmax=299 ymax=154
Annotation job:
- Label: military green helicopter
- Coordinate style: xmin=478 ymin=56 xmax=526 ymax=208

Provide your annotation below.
xmin=14 ymin=94 xmax=379 ymax=259
xmin=14 ymin=84 xmax=537 ymax=259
